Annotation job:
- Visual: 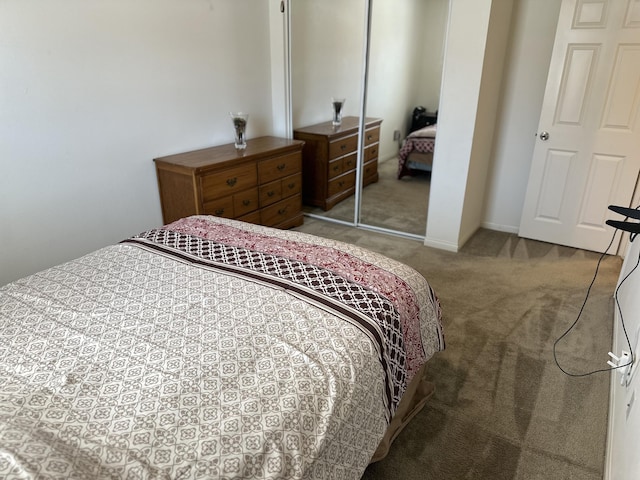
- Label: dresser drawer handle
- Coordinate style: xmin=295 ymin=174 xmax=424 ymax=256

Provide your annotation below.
xmin=267 ymin=191 xmax=275 ymax=197
xmin=215 ymin=208 xmax=225 ymax=215
xmin=340 ymin=144 xmax=346 ymax=151
xmin=242 ymin=199 xmax=251 ymax=206
xmin=338 ymin=181 xmax=344 ymax=187
xmin=371 ymin=148 xmax=377 ymax=155
xmin=287 ymin=183 xmax=295 ymax=189
xmin=277 ymin=163 xmax=286 ymax=171
xmin=226 ymin=177 xmax=237 ymax=187
xmin=367 ymin=134 xmax=373 ymax=140
xmin=332 ymin=165 xmax=340 ymax=172
xmin=278 ymin=207 xmax=288 ymax=215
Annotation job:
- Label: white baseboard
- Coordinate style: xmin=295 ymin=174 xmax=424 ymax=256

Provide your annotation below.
xmin=423 ymin=236 xmax=459 ymax=252
xmin=481 ymin=221 xmax=519 ymax=234
xmin=604 ymin=298 xmax=621 ymax=480
xmin=423 ymin=224 xmax=519 ymax=252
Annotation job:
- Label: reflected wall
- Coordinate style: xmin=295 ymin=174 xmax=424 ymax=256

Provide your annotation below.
xmin=291 ymin=0 xmax=366 ymax=223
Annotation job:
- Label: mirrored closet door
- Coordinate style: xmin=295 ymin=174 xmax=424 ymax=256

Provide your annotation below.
xmin=358 ymin=0 xmax=448 ymax=238
xmin=290 ymin=0 xmax=448 ymax=237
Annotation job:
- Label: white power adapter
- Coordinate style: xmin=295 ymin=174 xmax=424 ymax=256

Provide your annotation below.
xmin=608 ymin=351 xmax=632 ymax=385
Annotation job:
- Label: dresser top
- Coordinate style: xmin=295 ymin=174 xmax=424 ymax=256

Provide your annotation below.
xmin=154 ymin=136 xmax=304 ymax=171
xmin=293 ymin=116 xmax=382 ymax=137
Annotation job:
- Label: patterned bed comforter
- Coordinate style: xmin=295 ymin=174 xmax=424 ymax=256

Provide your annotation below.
xmin=398 ymin=124 xmax=437 ymax=179
xmin=0 ymin=216 xmax=443 ymax=479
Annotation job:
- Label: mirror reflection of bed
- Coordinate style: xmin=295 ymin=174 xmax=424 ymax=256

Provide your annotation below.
xmin=365 ymin=111 xmax=437 ymax=237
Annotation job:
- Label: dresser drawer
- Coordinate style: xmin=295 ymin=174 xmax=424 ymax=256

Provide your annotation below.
xmin=260 ymin=173 xmax=302 ymax=207
xmin=258 ymin=153 xmax=301 ymax=184
xmin=203 ymin=196 xmax=234 ymax=218
xmin=204 ymin=188 xmax=258 ymax=218
xmin=234 ymin=188 xmax=259 ymax=217
xmin=342 ymin=152 xmax=357 ymax=171
xmin=201 ymin=164 xmax=257 ymax=202
xmin=260 ymin=194 xmax=302 ymax=227
xmin=328 ymin=171 xmax=356 ymax=198
xmin=328 ymin=158 xmax=343 ymax=178
xmin=363 ymin=159 xmax=378 ymax=179
xmin=259 ymin=180 xmax=283 ymax=207
xmin=364 ymin=144 xmax=379 ymax=162
xmin=328 ymin=134 xmax=358 ymax=159
xmin=328 ymin=152 xmax=357 ymax=179
xmin=364 ymin=127 xmax=380 ymax=145
xmin=281 ymin=173 xmax=302 ymax=198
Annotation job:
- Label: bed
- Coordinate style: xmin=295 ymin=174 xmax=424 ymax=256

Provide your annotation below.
xmin=397 ymin=124 xmax=437 ymax=179
xmin=0 ymin=215 xmax=444 ymax=479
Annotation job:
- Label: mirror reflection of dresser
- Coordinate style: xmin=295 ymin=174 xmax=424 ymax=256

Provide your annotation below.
xmin=294 ymin=117 xmax=382 ymax=211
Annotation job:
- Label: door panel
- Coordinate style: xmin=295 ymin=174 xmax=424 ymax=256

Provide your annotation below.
xmin=602 ymin=45 xmax=640 ymax=130
xmin=555 ymin=45 xmax=599 ymax=125
xmin=536 ymin=150 xmax=574 ymax=223
xmin=519 ymin=0 xmax=640 ymax=253
xmin=577 ymin=154 xmax=625 ymax=227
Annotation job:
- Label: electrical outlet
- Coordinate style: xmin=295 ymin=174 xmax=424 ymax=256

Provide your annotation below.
xmin=393 ymin=130 xmax=401 ymax=141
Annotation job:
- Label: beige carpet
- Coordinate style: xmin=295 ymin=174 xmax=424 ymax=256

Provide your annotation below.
xmin=294 ymin=219 xmax=622 ymax=479
xmin=303 ymin=157 xmax=430 ymax=236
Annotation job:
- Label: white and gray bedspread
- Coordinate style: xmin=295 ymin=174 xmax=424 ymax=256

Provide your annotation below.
xmin=398 ymin=124 xmax=437 ymax=179
xmin=0 ymin=216 xmax=443 ymax=479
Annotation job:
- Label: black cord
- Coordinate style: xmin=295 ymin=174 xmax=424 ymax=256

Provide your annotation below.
xmin=553 ymin=227 xmax=636 ymax=378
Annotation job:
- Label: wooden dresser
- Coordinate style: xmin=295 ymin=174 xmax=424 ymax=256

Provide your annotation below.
xmin=293 ymin=117 xmax=382 ymax=211
xmin=154 ymin=136 xmax=305 ymax=229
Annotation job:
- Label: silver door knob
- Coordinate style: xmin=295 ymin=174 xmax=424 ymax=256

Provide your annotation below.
xmin=539 ymin=131 xmax=550 ymax=141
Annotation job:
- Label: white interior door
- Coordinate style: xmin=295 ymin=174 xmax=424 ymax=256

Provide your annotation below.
xmin=519 ymin=0 xmax=640 ymax=253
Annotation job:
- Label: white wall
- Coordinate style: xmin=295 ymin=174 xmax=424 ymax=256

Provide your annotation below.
xmin=606 ymin=237 xmax=640 ymax=479
xmin=0 ymin=0 xmax=277 ymax=286
xmin=425 ymin=0 xmax=503 ymax=250
xmin=482 ymin=0 xmax=562 ymax=233
xmin=458 ymin=0 xmax=513 ymax=245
